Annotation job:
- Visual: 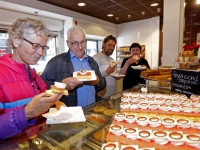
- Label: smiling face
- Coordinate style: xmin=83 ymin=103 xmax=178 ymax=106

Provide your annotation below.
xmin=131 ymin=47 xmax=141 ymax=57
xmin=67 ymin=29 xmax=86 ymax=58
xmin=102 ymin=39 xmax=116 ymax=56
xmin=12 ymin=33 xmax=48 ymax=66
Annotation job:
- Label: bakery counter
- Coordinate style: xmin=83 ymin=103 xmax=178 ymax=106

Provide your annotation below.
xmin=0 ymin=85 xmax=179 ymax=150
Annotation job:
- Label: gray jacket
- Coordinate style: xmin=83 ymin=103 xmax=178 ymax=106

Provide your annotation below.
xmin=41 ymin=51 xmax=106 ymax=107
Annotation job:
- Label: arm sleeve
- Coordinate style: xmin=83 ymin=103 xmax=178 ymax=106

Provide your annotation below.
xmin=90 ymin=58 xmax=106 ymax=92
xmin=144 ymin=59 xmax=151 ymax=69
xmin=0 ymin=106 xmax=35 ymax=140
xmin=93 ymin=56 xmax=108 ymax=77
xmin=121 ymin=58 xmax=128 ymax=68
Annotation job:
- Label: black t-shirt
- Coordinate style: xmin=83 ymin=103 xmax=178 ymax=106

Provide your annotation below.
xmin=121 ymin=57 xmax=150 ymax=90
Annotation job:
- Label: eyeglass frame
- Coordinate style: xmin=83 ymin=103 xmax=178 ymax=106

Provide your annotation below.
xmin=68 ymin=40 xmax=87 ymax=47
xmin=22 ymin=38 xmax=49 ymax=51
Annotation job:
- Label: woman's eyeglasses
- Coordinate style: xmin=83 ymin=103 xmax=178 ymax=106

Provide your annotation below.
xmin=23 ymin=38 xmax=49 ymax=51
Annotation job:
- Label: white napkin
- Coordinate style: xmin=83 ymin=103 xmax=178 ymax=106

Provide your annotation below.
xmin=42 ymin=106 xmax=86 ymax=124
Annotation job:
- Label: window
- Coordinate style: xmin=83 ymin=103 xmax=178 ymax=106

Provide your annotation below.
xmin=86 ymin=39 xmax=102 ymax=57
xmin=0 ymin=30 xmax=58 ymax=74
xmin=31 ymin=36 xmax=57 ymax=74
xmin=0 ymin=31 xmax=12 ymax=56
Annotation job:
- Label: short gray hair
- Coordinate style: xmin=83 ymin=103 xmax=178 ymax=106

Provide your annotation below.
xmin=7 ymin=18 xmax=54 ymax=49
xmin=67 ymin=26 xmax=86 ymax=40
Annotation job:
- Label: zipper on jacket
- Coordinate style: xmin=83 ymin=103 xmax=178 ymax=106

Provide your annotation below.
xmin=24 ymin=65 xmax=36 ymax=95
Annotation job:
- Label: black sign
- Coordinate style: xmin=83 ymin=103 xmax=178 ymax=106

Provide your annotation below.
xmin=171 ymin=69 xmax=200 ymax=97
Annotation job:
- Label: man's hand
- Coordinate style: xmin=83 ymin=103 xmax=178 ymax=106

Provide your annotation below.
xmin=106 ymin=63 xmax=117 ymax=75
xmin=62 ymin=77 xmax=83 ymax=90
xmin=25 ymin=92 xmax=63 ymax=120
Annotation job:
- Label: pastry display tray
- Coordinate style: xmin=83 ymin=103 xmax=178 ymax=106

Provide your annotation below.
xmin=87 ymin=124 xmax=111 ymax=147
xmin=41 ymin=122 xmax=98 ymax=150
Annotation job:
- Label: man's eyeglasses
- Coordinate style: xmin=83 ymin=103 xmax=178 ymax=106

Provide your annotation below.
xmin=68 ymin=40 xmax=87 ymax=47
xmin=23 ymin=38 xmax=49 ymax=51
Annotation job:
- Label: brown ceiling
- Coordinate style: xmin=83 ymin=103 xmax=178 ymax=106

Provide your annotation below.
xmin=39 ymin=0 xmax=200 ymax=24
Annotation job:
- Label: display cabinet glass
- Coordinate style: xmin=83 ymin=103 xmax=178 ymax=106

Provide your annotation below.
xmin=0 ymin=85 xmax=178 ymax=150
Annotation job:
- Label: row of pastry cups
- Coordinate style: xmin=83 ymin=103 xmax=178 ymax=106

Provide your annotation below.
xmin=114 ymin=113 xmax=200 ymax=129
xmin=101 ymin=142 xmax=155 ymax=150
xmin=120 ymin=102 xmax=200 ymax=113
xmin=90 ymin=113 xmax=106 ymax=120
xmin=109 ymin=126 xmax=200 ymax=148
xmin=121 ymin=98 xmax=200 ymax=107
xmin=122 ymin=92 xmax=200 ymax=101
xmin=122 ymin=92 xmax=190 ymax=99
xmin=121 ymin=95 xmax=187 ymax=100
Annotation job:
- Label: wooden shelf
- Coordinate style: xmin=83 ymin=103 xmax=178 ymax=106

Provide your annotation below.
xmin=117 ymin=50 xmax=130 ymax=52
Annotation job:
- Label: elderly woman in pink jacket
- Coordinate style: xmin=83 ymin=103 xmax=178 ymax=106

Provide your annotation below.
xmin=0 ymin=18 xmax=63 ymax=140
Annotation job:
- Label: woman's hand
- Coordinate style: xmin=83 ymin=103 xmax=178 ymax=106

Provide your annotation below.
xmin=25 ymin=92 xmax=63 ymax=120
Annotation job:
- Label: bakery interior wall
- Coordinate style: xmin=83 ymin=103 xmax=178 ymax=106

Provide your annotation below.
xmin=184 ymin=9 xmax=200 ymax=46
xmin=0 ymin=0 xmax=159 ymax=68
xmin=117 ymin=16 xmax=160 ymax=69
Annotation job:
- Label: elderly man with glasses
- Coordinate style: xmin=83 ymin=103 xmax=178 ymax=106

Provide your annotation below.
xmin=41 ymin=27 xmax=106 ymax=107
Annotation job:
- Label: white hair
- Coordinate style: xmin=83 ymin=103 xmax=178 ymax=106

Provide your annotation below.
xmin=67 ymin=26 xmax=86 ymax=40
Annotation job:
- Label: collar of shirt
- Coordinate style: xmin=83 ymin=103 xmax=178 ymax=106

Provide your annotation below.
xmin=69 ymin=50 xmax=88 ymax=61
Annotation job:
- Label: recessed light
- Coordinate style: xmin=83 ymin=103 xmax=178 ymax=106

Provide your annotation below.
xmin=128 ymin=14 xmax=131 ymax=18
xmin=141 ymin=11 xmax=145 ymax=15
xmin=78 ymin=3 xmax=86 ymax=6
xmin=107 ymin=14 xmax=113 ymax=17
xmin=150 ymin=3 xmax=159 ymax=6
xmin=116 ymin=17 xmax=119 ymax=20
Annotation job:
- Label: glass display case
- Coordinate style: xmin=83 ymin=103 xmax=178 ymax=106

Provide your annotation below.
xmin=0 ymin=85 xmax=178 ymax=150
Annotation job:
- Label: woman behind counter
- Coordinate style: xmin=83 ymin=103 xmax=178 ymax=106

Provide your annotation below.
xmin=119 ymin=43 xmax=150 ymax=90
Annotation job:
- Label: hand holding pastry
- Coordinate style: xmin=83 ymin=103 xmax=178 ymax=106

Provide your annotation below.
xmin=25 ymin=92 xmax=63 ymax=120
xmin=106 ymin=63 xmax=117 ymax=75
xmin=126 ymin=55 xmax=139 ymax=65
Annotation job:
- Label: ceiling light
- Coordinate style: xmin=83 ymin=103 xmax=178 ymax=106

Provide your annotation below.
xmin=157 ymin=8 xmax=161 ymax=12
xmin=107 ymin=14 xmax=113 ymax=17
xmin=197 ymin=0 xmax=200 ymax=4
xmin=78 ymin=3 xmax=86 ymax=6
xmin=141 ymin=11 xmax=145 ymax=15
xmin=150 ymin=3 xmax=159 ymax=6
xmin=128 ymin=14 xmax=131 ymax=18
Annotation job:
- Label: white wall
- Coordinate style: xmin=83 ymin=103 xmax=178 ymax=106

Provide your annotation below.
xmin=117 ymin=16 xmax=160 ymax=68
xmin=0 ymin=8 xmax=64 ymax=31
xmin=0 ymin=0 xmax=160 ymax=65
xmin=162 ymin=0 xmax=185 ymax=66
xmin=0 ymin=0 xmax=117 ymax=56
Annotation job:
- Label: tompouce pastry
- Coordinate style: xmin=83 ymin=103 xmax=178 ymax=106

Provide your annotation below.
xmin=45 ymin=82 xmax=68 ymax=96
xmin=133 ymin=55 xmax=140 ymax=61
xmin=76 ymin=70 xmax=92 ymax=79
xmin=45 ymin=82 xmax=68 ymax=109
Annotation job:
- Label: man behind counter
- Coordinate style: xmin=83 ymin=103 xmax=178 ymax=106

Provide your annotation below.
xmin=93 ymin=35 xmax=117 ymax=98
xmin=41 ymin=27 xmax=106 ymax=107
